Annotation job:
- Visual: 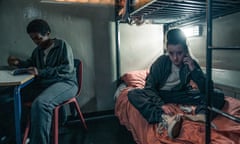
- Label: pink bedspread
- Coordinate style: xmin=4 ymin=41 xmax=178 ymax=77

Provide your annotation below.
xmin=115 ymin=70 xmax=240 ymax=144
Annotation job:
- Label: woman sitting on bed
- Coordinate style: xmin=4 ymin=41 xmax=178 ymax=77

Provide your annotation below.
xmin=127 ymin=28 xmax=225 ymax=139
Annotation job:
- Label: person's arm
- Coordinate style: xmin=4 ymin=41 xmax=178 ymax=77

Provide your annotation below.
xmin=144 ymin=66 xmax=160 ymax=94
xmin=144 ymin=56 xmax=168 ymax=93
xmin=37 ymin=40 xmax=75 ymax=80
xmin=183 ymin=55 xmax=213 ymax=93
xmin=8 ymin=55 xmax=33 ymax=68
xmin=190 ymin=61 xmax=213 ymax=93
xmin=18 ymin=57 xmax=34 ymax=68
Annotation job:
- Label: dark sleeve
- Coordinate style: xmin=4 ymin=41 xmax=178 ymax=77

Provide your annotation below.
xmin=18 ymin=50 xmax=36 ymax=68
xmin=190 ymin=61 xmax=213 ymax=93
xmin=144 ymin=56 xmax=168 ymax=93
xmin=144 ymin=63 xmax=160 ymax=94
xmin=38 ymin=40 xmax=75 ymax=80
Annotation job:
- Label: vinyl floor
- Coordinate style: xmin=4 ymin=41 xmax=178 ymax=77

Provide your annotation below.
xmin=5 ymin=112 xmax=136 ymax=144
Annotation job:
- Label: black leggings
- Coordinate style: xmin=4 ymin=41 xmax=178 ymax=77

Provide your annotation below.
xmin=128 ymin=88 xmax=225 ymax=124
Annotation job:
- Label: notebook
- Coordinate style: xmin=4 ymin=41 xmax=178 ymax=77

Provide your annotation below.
xmin=11 ymin=68 xmax=29 ymax=75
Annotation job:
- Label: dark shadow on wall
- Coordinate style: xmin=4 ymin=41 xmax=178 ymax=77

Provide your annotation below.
xmin=39 ymin=2 xmax=117 ymax=111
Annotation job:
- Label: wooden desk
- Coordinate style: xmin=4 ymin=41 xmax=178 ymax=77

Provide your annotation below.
xmin=0 ymin=70 xmax=34 ymax=144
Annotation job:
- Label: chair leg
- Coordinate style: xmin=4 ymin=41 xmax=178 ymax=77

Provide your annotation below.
xmin=53 ymin=100 xmax=87 ymax=144
xmin=23 ymin=116 xmax=30 ymax=144
xmin=73 ymin=100 xmax=88 ymax=130
xmin=53 ymin=107 xmax=60 ymax=144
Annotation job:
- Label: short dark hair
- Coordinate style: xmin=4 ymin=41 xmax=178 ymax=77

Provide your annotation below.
xmin=166 ymin=28 xmax=188 ymax=53
xmin=26 ymin=19 xmax=51 ymax=35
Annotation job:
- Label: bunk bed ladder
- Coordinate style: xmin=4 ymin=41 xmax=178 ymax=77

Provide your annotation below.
xmin=205 ymin=0 xmax=240 ymax=144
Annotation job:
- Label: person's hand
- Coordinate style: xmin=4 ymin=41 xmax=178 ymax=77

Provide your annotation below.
xmin=27 ymin=67 xmax=38 ymax=76
xmin=8 ymin=56 xmax=20 ymax=67
xmin=161 ymin=105 xmax=174 ymax=116
xmin=183 ymin=54 xmax=195 ymax=71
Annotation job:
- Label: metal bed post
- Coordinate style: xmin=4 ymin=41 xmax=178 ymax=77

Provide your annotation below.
xmin=115 ymin=20 xmax=121 ymax=81
xmin=206 ymin=1 xmax=240 ymax=144
xmin=205 ymin=0 xmax=212 ymax=143
xmin=163 ymin=24 xmax=170 ymax=54
xmin=115 ymin=0 xmax=123 ymax=84
xmin=115 ymin=0 xmax=132 ymax=84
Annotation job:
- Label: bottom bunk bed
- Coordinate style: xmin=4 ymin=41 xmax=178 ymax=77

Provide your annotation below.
xmin=114 ymin=70 xmax=240 ymax=144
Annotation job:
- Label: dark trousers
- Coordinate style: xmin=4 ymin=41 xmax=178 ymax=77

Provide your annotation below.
xmin=128 ymin=88 xmax=225 ymax=124
xmin=0 ymin=86 xmax=15 ymax=137
xmin=0 ymin=81 xmax=77 ymax=144
xmin=20 ymin=81 xmax=78 ymax=144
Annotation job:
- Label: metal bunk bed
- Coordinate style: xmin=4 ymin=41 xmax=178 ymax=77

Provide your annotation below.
xmin=115 ymin=0 xmax=240 ymax=143
xmin=117 ymin=0 xmax=240 ymax=27
xmin=205 ymin=1 xmax=240 ymax=143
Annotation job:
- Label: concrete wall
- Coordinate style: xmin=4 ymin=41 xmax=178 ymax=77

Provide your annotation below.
xmin=188 ymin=12 xmax=240 ymax=70
xmin=0 ymin=0 xmax=163 ymax=113
xmin=119 ymin=23 xmax=164 ymax=75
xmin=0 ymin=0 xmax=239 ymax=113
xmin=0 ymin=0 xmax=116 ymax=112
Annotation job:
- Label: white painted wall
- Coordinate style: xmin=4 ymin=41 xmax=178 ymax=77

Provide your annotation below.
xmin=119 ymin=23 xmax=164 ymax=75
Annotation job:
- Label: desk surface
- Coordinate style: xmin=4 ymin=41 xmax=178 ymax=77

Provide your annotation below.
xmin=0 ymin=69 xmax=34 ymax=144
xmin=0 ymin=70 xmax=34 ymax=86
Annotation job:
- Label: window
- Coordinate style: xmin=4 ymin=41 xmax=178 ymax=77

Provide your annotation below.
xmin=181 ymin=25 xmax=201 ymax=37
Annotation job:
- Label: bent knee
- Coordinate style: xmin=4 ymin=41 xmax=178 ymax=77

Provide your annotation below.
xmin=31 ymin=99 xmax=53 ymax=112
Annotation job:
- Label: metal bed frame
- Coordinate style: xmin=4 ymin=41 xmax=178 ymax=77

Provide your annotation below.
xmin=115 ymin=0 xmax=240 ymax=143
xmin=205 ymin=1 xmax=240 ymax=143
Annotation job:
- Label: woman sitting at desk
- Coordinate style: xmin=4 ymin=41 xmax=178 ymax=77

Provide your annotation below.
xmin=1 ymin=19 xmax=78 ymax=144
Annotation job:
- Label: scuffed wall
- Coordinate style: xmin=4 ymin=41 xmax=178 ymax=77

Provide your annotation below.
xmin=0 ymin=0 xmax=116 ymax=112
xmin=1 ymin=0 xmax=238 ymax=113
xmin=119 ymin=24 xmax=164 ymax=75
xmin=188 ymin=12 xmax=240 ymax=70
xmin=0 ymin=0 xmax=163 ymax=112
